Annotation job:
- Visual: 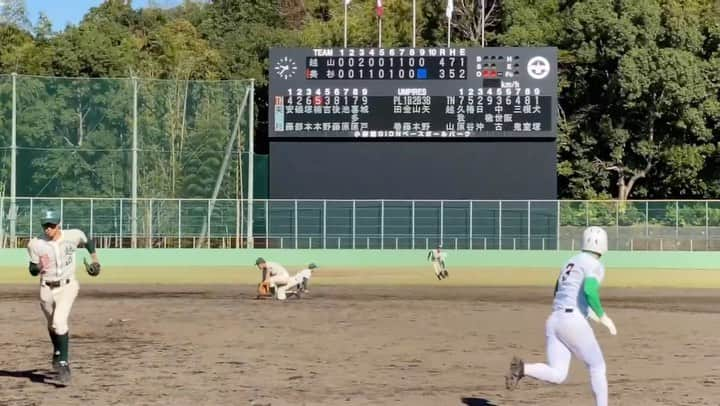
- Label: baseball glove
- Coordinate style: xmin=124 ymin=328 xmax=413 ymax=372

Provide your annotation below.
xmin=84 ymin=258 xmax=101 ymax=277
xmin=257 ymin=281 xmax=271 ymax=296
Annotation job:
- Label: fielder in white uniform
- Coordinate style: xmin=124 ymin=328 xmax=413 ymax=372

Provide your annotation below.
xmin=256 ymin=257 xmax=291 ymax=300
xmin=27 ymin=210 xmax=101 ymax=386
xmin=505 ymin=226 xmax=617 ymax=406
xmin=427 ymin=244 xmax=448 ymax=280
xmin=286 ymin=263 xmax=318 ymax=294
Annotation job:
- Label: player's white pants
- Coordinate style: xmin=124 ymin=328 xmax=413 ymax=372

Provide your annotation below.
xmin=40 ymin=279 xmax=79 ymax=335
xmin=269 ymin=274 xmax=290 ymax=300
xmin=285 ymin=274 xmax=305 ymax=292
xmin=524 ymin=310 xmax=608 ymax=406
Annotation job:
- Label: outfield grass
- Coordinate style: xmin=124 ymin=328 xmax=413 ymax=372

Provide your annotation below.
xmin=3 ymin=266 xmax=720 ymax=288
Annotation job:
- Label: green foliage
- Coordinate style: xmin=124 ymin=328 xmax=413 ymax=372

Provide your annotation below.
xmin=0 ymin=0 xmax=720 ymax=201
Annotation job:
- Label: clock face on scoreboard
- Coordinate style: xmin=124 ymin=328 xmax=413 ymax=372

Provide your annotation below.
xmin=268 ymin=47 xmax=558 ymax=140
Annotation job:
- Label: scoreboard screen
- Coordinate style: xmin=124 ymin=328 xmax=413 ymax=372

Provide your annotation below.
xmin=269 ymin=47 xmax=557 ymax=139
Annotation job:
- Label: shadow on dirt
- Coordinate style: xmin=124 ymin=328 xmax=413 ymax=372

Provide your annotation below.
xmin=461 ymin=397 xmax=498 ymax=406
xmin=0 ymin=369 xmax=66 ymax=388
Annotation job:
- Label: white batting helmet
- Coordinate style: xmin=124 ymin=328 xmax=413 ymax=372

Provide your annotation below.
xmin=581 ymin=226 xmax=608 ymax=256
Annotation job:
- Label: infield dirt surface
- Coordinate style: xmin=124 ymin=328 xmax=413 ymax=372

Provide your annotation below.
xmin=1 ymin=283 xmax=719 ymax=406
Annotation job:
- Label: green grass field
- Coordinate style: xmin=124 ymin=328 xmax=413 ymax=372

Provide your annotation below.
xmin=3 ymin=266 xmax=720 ymax=288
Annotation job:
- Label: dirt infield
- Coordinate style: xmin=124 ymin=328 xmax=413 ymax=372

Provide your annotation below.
xmin=1 ymin=283 xmax=719 ymax=406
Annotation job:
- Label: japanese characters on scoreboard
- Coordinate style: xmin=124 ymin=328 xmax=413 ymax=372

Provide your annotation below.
xmin=269 ymin=47 xmax=557 ymax=139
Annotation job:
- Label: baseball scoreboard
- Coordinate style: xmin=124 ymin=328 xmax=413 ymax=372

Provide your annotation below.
xmin=268 ymin=47 xmax=558 ymax=199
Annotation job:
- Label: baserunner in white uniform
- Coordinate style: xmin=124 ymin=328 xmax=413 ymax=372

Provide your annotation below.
xmin=286 ymin=263 xmax=318 ymax=294
xmin=505 ymin=226 xmax=617 ymax=406
xmin=26 ymin=210 xmax=101 ymax=386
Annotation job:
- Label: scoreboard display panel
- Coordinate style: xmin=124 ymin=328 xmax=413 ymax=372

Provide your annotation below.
xmin=269 ymin=47 xmax=557 ymax=139
xmin=267 ymin=47 xmax=558 ymax=200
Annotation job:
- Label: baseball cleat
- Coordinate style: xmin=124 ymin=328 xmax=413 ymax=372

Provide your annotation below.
xmin=57 ymin=361 xmax=71 ymax=385
xmin=436 ymin=273 xmax=442 ymax=280
xmin=442 ymin=270 xmax=449 ymax=278
xmin=505 ymin=356 xmax=524 ymax=390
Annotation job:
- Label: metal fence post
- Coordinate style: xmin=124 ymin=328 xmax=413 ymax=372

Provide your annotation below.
xmin=645 ymin=200 xmax=649 ymax=237
xmin=294 ymin=199 xmax=298 ymax=249
xmin=706 ymin=200 xmax=709 ymax=249
xmin=440 ymin=200 xmax=444 ymax=247
xmin=498 ymin=200 xmax=503 ymax=250
xmin=119 ymin=199 xmax=123 ymax=248
xmin=148 ymin=199 xmax=153 ymax=248
xmin=177 ymin=200 xmax=182 ymax=248
xmin=616 ymin=199 xmax=620 ymax=250
xmin=235 ymin=196 xmax=241 ymax=249
xmin=381 ymin=200 xmax=385 ymax=250
xmin=352 ymin=200 xmax=356 ymax=249
xmin=527 ymin=200 xmax=531 ymax=250
xmin=207 ymin=199 xmax=211 ymax=248
xmin=323 ymin=200 xmax=327 ymax=249
xmin=265 ymin=199 xmax=270 ymax=248
xmin=469 ymin=201 xmax=473 ymax=250
xmin=411 ymin=200 xmax=415 ymax=249
xmin=675 ymin=200 xmax=679 ymax=240
xmin=90 ymin=199 xmax=94 ymax=238
xmin=29 ymin=198 xmax=33 ymax=237
xmin=556 ymin=200 xmax=560 ymax=251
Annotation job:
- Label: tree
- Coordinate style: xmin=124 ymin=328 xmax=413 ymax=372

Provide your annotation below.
xmin=0 ymin=0 xmax=29 ymax=30
xmin=561 ymin=0 xmax=720 ymax=199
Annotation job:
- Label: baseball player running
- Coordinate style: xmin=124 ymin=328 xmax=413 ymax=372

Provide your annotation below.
xmin=26 ymin=210 xmax=101 ymax=386
xmin=256 ymin=257 xmax=291 ymax=300
xmin=427 ymin=244 xmax=448 ymax=280
xmin=505 ymin=226 xmax=616 ymax=406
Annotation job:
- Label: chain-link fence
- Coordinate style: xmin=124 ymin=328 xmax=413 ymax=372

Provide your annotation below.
xmin=0 ymin=74 xmax=270 ymax=247
xmin=3 ymin=197 xmax=720 ymax=250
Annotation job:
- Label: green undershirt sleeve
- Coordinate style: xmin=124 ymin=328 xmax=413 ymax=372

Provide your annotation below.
xmin=84 ymin=238 xmax=96 ymax=254
xmin=583 ymin=277 xmax=605 ymax=318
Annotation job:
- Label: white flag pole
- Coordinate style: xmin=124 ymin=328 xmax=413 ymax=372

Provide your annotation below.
xmin=447 ymin=18 xmax=450 ymax=47
xmin=481 ymin=0 xmax=485 ymax=47
xmin=446 ymin=0 xmax=453 ymax=47
xmin=412 ymin=0 xmax=416 ymax=48
xmin=379 ymin=17 xmax=382 ymax=47
xmin=344 ymin=1 xmax=349 ymax=48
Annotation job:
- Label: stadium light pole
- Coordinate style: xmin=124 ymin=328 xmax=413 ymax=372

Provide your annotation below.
xmin=247 ymin=79 xmax=255 ymax=248
xmin=131 ymin=76 xmax=138 ymax=249
xmin=9 ymin=72 xmax=16 ymax=248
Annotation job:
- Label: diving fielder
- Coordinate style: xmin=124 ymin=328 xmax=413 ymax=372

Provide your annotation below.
xmin=505 ymin=226 xmax=616 ymax=406
xmin=427 ymin=244 xmax=448 ymax=280
xmin=26 ymin=210 xmax=101 ymax=386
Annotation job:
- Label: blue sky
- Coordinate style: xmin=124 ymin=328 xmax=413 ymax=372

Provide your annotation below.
xmin=26 ymin=0 xmax=183 ymax=31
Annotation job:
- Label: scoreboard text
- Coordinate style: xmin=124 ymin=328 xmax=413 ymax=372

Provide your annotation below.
xmin=269 ymin=47 xmax=557 ymax=139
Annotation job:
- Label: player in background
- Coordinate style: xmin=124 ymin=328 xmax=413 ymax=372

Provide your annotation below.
xmin=26 ymin=210 xmax=101 ymax=386
xmin=256 ymin=257 xmax=291 ymax=300
xmin=427 ymin=243 xmax=448 ymax=280
xmin=505 ymin=226 xmax=616 ymax=406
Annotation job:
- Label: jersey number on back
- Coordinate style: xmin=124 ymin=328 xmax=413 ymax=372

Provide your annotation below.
xmin=560 ymin=263 xmax=575 ymax=283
